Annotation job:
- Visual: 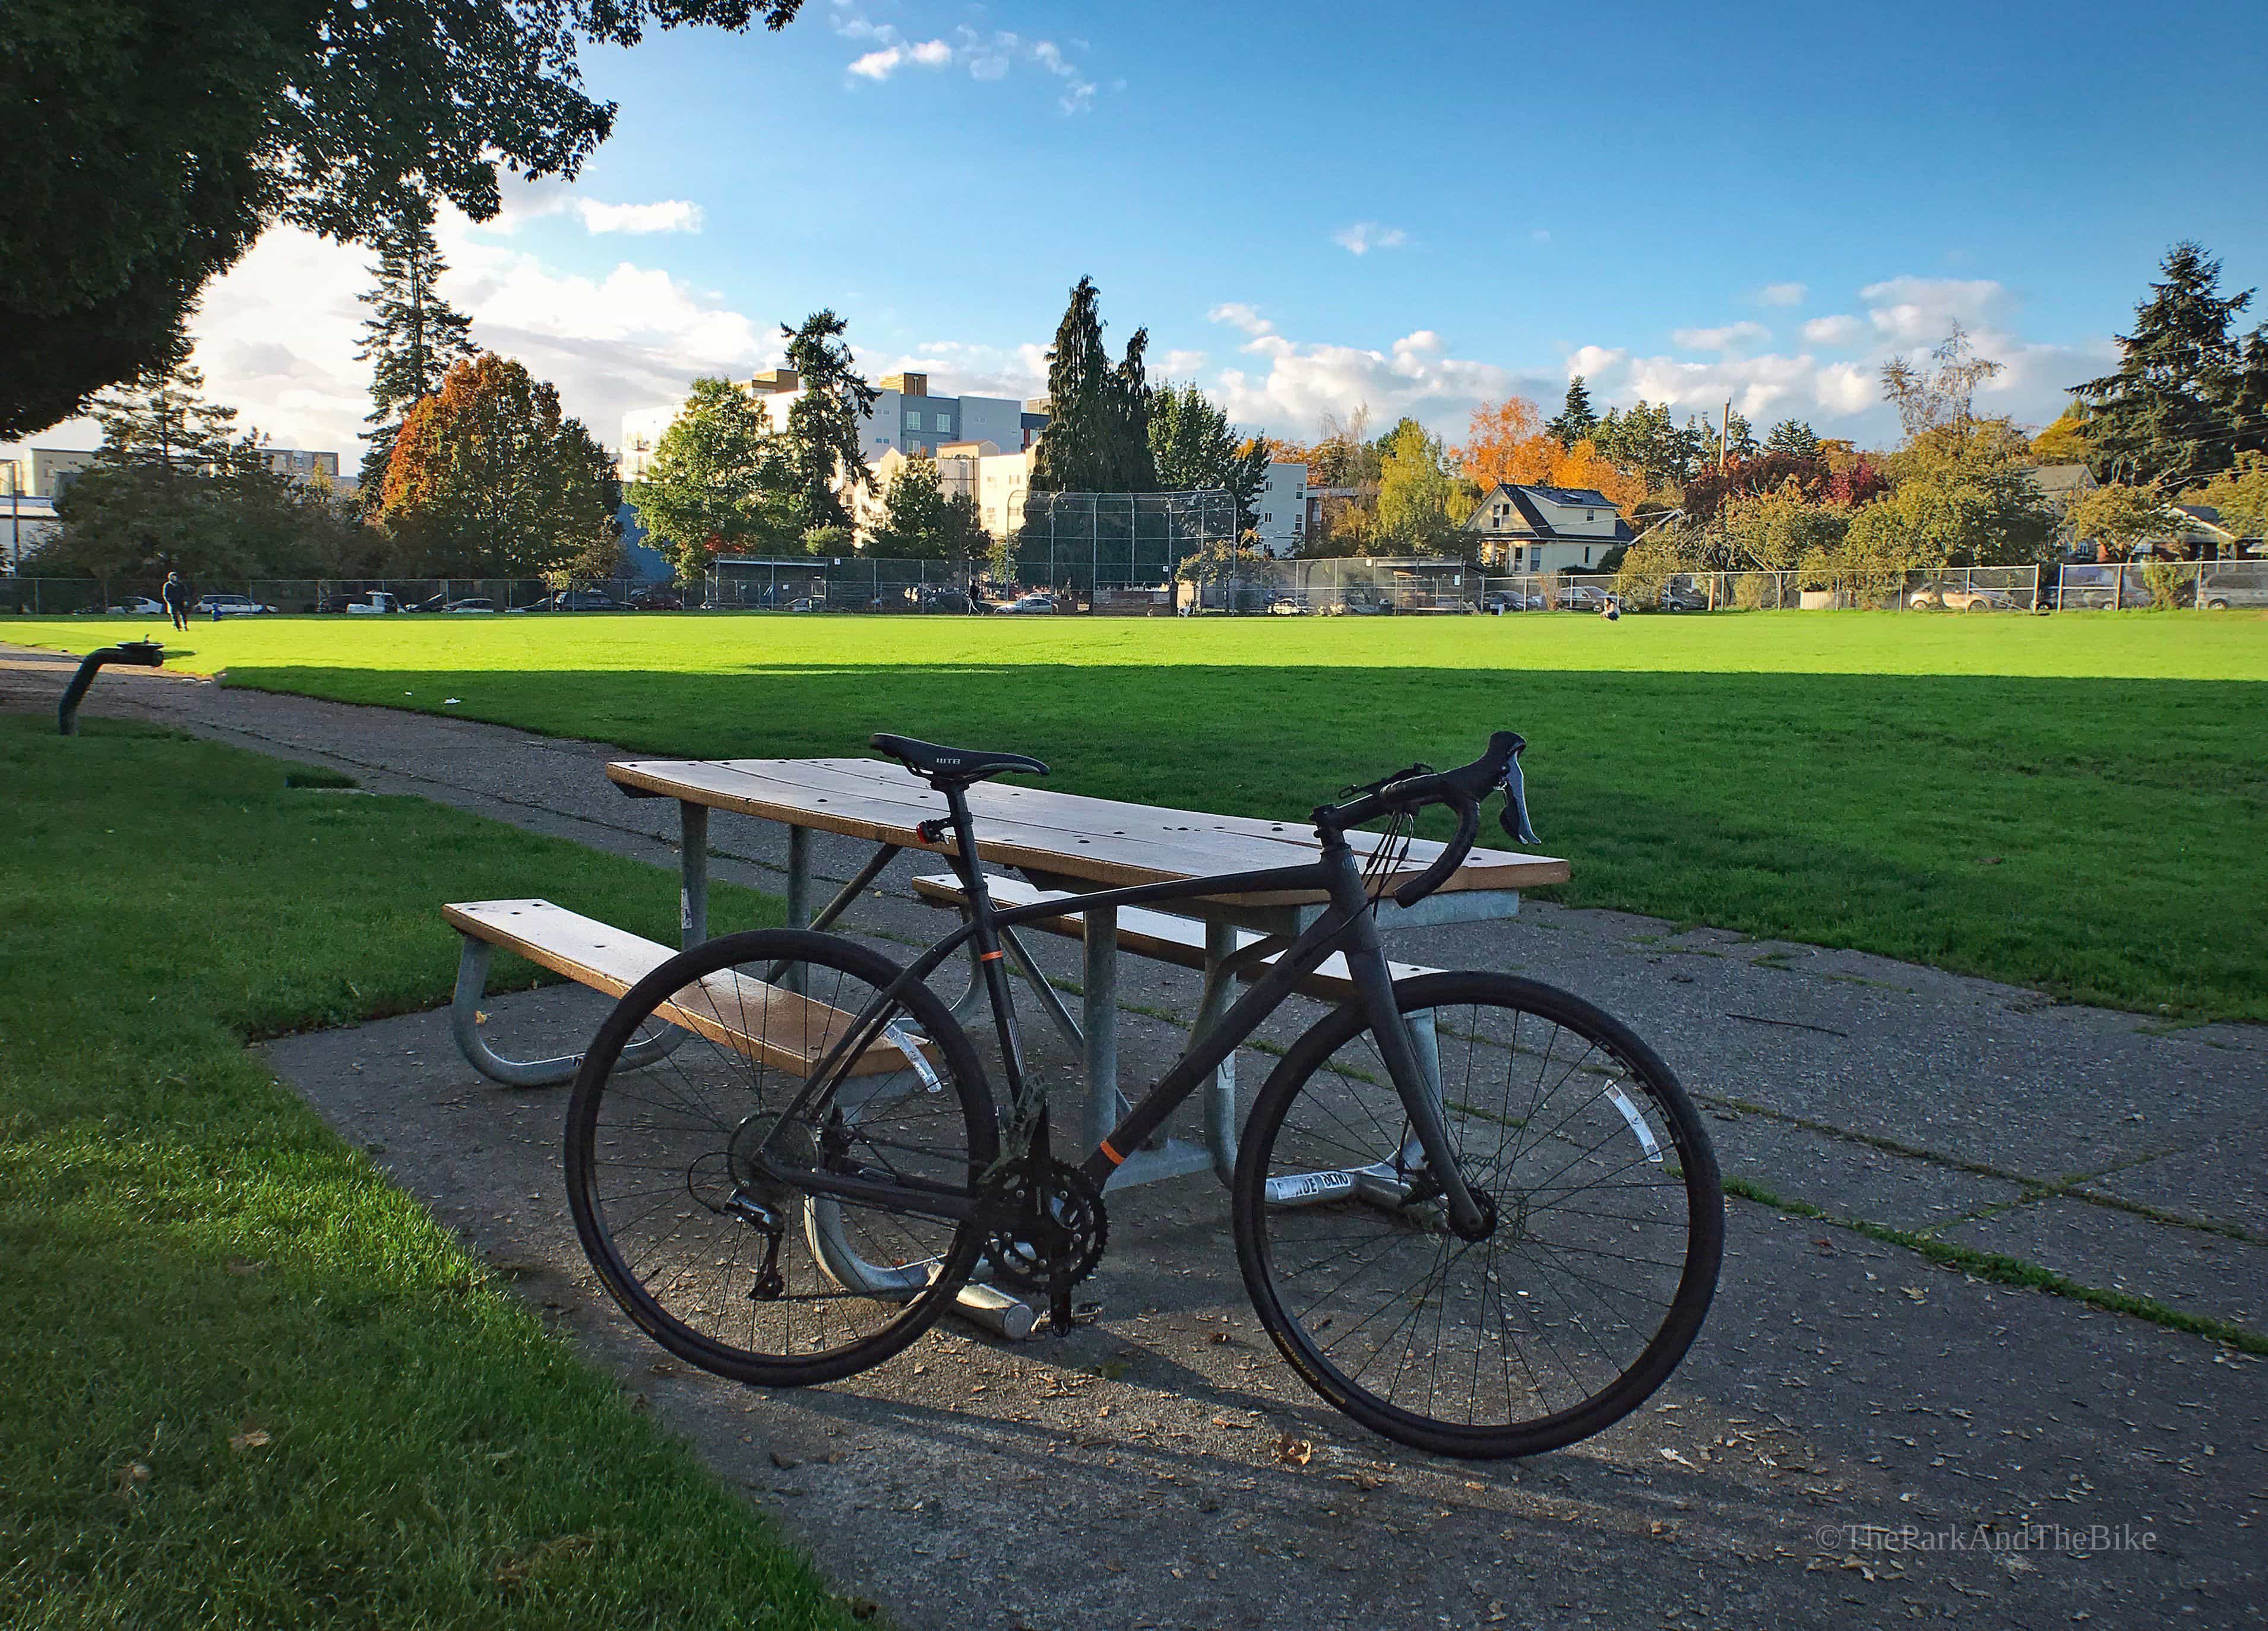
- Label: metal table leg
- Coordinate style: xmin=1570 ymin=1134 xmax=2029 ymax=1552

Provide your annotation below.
xmin=785 ymin=825 xmax=813 ymax=928
xmin=1262 ymin=1008 xmax=1443 ymax=1212
xmin=1200 ymin=919 xmax=1240 ymax=1185
xmin=1081 ymin=904 xmax=1120 ymax=1149
xmin=679 ymin=800 xmax=709 ymax=947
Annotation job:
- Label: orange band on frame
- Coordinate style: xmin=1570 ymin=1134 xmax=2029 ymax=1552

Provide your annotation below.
xmin=1098 ymin=1138 xmax=1125 ymax=1166
xmin=980 ymin=949 xmax=1005 ymax=962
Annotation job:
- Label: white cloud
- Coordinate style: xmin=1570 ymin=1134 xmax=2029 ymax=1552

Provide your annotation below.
xmin=838 ymin=11 xmax=1097 ymax=110
xmin=1333 ymin=222 xmax=1409 ymax=256
xmin=1567 ymin=344 xmax=1627 ymax=379
xmin=847 ymin=47 xmax=904 ymax=78
xmin=1204 ymin=306 xmax=1547 ymax=436
xmin=1802 ymin=314 xmax=1865 ymax=346
xmin=574 ymin=199 xmax=703 ymax=235
xmin=1671 ymin=321 xmax=1770 ymax=352
xmin=1160 ymin=349 xmax=1211 ymax=376
xmin=1859 ymin=276 xmax=2007 ymax=344
xmin=1757 ymin=281 xmax=1808 ymax=308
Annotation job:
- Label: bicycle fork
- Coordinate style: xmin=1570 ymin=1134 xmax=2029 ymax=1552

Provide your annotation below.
xmin=1324 ymin=848 xmax=1496 ymax=1242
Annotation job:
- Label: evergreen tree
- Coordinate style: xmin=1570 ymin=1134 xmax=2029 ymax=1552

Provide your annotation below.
xmin=780 ymin=309 xmax=878 ymax=531
xmin=2077 ymin=242 xmax=2263 ymax=487
xmin=1148 ymin=381 xmax=1271 ymax=532
xmin=355 ymin=195 xmax=475 ymax=500
xmin=1032 ymin=277 xmax=1156 ymax=492
xmin=89 ymin=340 xmax=241 ymax=473
xmin=869 ymin=457 xmax=986 ymax=559
xmin=1545 ymin=375 xmax=1599 ymax=445
xmin=1764 ymin=419 xmax=1821 ymax=459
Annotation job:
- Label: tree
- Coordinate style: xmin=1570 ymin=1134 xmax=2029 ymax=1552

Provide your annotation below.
xmin=626 ymin=376 xmax=799 ymax=580
xmin=777 ymin=310 xmax=878 ymax=533
xmin=1149 ymin=382 xmax=1270 ymax=531
xmin=1174 ymin=538 xmax=1279 ymax=604
xmin=1 ymin=0 xmax=805 ymax=440
xmin=1545 ymin=376 xmax=1599 ymax=445
xmin=1765 ymin=419 xmax=1821 ymax=460
xmin=1030 ymin=277 xmax=1156 ymax=493
xmin=868 ymin=458 xmax=986 ymax=559
xmin=1591 ymin=400 xmax=1713 ymax=491
xmin=2185 ymin=452 xmax=2268 ymax=543
xmin=378 ymin=353 xmax=616 ymax=575
xmin=2029 ymin=399 xmax=2094 ymax=466
xmin=1880 ymin=322 xmax=2005 ymax=449
xmin=1456 ymin=397 xmax=1646 ymax=515
xmin=2065 ymin=483 xmax=2183 ymax=560
xmin=355 ymin=195 xmax=475 ymax=499
xmin=1376 ymin=420 xmax=1476 ymax=555
xmin=2076 ymin=242 xmax=2264 ymax=488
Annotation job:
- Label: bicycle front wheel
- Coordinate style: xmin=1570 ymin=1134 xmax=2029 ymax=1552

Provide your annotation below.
xmin=1232 ymin=972 xmax=1722 ymax=1458
xmin=565 ymin=928 xmax=997 ymax=1386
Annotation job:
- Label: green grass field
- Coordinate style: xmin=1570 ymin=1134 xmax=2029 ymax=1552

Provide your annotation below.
xmin=0 ymin=717 xmax=860 ymax=1629
xmin=13 ymin=608 xmax=2268 ymax=1021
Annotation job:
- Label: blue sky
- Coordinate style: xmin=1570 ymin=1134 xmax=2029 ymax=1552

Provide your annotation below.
xmin=21 ymin=0 xmax=2268 ymax=461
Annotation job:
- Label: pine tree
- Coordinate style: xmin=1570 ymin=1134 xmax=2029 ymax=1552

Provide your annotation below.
xmin=89 ymin=338 xmax=241 ymax=473
xmin=1765 ymin=419 xmax=1821 ymax=459
xmin=1545 ymin=375 xmax=1599 ymax=445
xmin=780 ymin=309 xmax=880 ymax=531
xmin=1032 ymin=277 xmax=1156 ymax=493
xmin=2078 ymin=242 xmax=2262 ymax=487
xmin=355 ymin=196 xmax=475 ymax=500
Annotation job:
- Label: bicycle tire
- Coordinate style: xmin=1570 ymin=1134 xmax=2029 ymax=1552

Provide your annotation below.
xmin=1232 ymin=971 xmax=1722 ymax=1458
xmin=565 ymin=928 xmax=997 ymax=1386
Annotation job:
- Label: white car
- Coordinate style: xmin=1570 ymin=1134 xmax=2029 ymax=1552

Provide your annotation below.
xmin=345 ymin=592 xmax=404 ymax=615
xmin=195 ymin=593 xmax=275 ymax=616
xmin=998 ymin=594 xmax=1055 ymax=615
xmin=107 ymin=596 xmax=166 ymax=616
xmin=444 ymin=598 xmax=496 ymax=614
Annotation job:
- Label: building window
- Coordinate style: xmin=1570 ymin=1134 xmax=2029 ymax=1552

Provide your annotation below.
xmin=904 ymin=411 xmax=922 ymax=431
xmin=1583 ymin=547 xmax=1593 ymax=565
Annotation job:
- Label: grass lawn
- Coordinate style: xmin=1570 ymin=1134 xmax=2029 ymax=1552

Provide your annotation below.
xmin=0 ymin=715 xmax=865 ymax=1629
xmin=11 ymin=608 xmax=2268 ymax=1021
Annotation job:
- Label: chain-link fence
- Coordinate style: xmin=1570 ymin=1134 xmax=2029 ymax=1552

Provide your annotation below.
xmin=2055 ymin=560 xmax=2268 ymax=610
xmin=1008 ymin=490 xmax=1236 ymax=596
xmin=1273 ymin=558 xmax=1481 ymax=614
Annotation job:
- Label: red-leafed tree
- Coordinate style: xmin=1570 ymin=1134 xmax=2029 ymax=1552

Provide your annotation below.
xmin=379 ymin=353 xmax=617 ymax=575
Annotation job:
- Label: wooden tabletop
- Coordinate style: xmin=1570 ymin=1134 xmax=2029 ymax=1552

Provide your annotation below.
xmin=609 ymin=756 xmax=1570 ymax=908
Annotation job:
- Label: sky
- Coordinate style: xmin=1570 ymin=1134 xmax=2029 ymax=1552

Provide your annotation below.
xmin=17 ymin=0 xmax=2268 ymax=467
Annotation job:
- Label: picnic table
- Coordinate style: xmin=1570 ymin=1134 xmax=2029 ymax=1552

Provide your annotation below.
xmin=596 ymin=756 xmax=1568 ymax=1185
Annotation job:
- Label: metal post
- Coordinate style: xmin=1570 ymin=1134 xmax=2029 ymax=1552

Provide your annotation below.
xmin=679 ymin=801 xmax=708 ymax=948
xmin=1202 ymin=919 xmax=1240 ymax=1183
xmin=1081 ymin=904 xmax=1120 ymax=1149
xmin=785 ymin=825 xmax=813 ymax=929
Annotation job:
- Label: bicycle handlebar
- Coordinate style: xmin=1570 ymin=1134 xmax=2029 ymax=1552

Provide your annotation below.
xmin=1312 ymin=731 xmax=1537 ymax=908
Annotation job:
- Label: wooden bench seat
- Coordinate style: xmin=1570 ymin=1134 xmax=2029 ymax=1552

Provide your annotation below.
xmin=909 ymin=875 xmax=1438 ymax=1002
xmin=444 ymin=899 xmax=924 ymax=1076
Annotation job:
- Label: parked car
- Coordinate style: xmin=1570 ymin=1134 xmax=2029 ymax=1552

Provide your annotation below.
xmin=997 ymin=594 xmax=1056 ymax=615
xmin=627 ymin=587 xmax=684 ymax=610
xmin=2054 ymin=566 xmax=2153 ymax=610
xmin=345 ymin=591 xmax=406 ymax=615
xmin=105 ymin=596 xmax=166 ymax=616
xmin=1557 ymin=584 xmax=1621 ymax=613
xmin=194 ymin=593 xmax=274 ymax=616
xmin=2198 ymin=574 xmax=2268 ymax=610
xmin=1266 ymin=596 xmax=1310 ymax=615
xmin=444 ymin=597 xmax=496 ymax=613
xmin=1908 ymin=582 xmax=2014 ymax=612
xmin=518 ymin=589 xmax=625 ymax=612
xmin=1660 ymin=582 xmax=1711 ymax=612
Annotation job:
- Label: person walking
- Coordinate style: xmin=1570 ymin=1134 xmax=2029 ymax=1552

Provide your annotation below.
xmin=160 ymin=571 xmax=190 ymax=631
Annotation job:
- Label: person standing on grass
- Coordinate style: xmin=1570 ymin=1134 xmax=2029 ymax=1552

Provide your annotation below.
xmin=161 ymin=571 xmax=190 ymax=631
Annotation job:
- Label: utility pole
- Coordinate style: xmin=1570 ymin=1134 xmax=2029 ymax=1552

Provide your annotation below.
xmin=5 ymin=459 xmax=19 ymax=574
xmin=1719 ymin=398 xmax=1732 ymax=470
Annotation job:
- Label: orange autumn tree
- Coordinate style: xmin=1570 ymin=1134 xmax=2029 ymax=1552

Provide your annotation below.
xmin=1455 ymin=395 xmax=1647 ymax=516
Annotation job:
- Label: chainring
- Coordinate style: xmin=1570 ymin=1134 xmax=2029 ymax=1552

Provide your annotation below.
xmin=979 ymin=1157 xmax=1109 ymax=1294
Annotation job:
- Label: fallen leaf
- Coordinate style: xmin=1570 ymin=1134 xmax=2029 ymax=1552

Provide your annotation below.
xmin=1274 ymin=1433 xmax=1314 ymax=1467
xmin=1210 ymin=1415 xmax=1254 ymax=1431
xmin=1658 ymin=1448 xmax=1698 ymax=1470
xmin=229 ymin=1428 xmax=273 ymax=1453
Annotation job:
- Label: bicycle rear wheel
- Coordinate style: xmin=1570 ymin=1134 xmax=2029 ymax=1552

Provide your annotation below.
xmin=1232 ymin=972 xmax=1722 ymax=1458
xmin=565 ymin=928 xmax=997 ymax=1385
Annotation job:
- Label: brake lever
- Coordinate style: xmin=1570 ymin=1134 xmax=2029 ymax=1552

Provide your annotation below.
xmin=1499 ymin=750 xmax=1539 ymax=846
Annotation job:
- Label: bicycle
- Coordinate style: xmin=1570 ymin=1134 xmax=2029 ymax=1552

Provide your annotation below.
xmin=564 ymin=730 xmax=1723 ymax=1458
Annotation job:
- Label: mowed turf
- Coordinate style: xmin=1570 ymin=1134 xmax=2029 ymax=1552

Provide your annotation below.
xmin=0 ymin=717 xmax=852 ymax=1629
xmin=14 ymin=609 xmax=2268 ymax=1021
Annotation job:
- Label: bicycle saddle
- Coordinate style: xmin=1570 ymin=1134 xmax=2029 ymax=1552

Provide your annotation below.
xmin=870 ymin=733 xmax=1049 ymax=787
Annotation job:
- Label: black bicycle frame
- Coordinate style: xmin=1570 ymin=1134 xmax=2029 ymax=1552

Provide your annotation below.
xmin=759 ymin=806 xmax=1489 ymax=1235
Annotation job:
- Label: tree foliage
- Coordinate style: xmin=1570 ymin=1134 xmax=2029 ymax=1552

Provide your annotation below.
xmin=1590 ymin=400 xmax=1716 ymax=491
xmin=626 ymin=376 xmax=798 ymax=580
xmin=1 ymin=0 xmax=805 ymax=440
xmin=1030 ymin=277 xmax=1156 ymax=493
xmin=1376 ymin=419 xmax=1476 ymax=555
xmin=2076 ymin=242 xmax=2267 ymax=489
xmin=868 ymin=458 xmax=987 ymax=560
xmin=2029 ymin=400 xmax=2094 ymax=467
xmin=1880 ymin=322 xmax=2005 ymax=448
xmin=1764 ymin=419 xmax=1820 ymax=459
xmin=1545 ymin=376 xmax=1599 ymax=445
xmin=780 ymin=310 xmax=879 ymax=532
xmin=1456 ymin=397 xmax=1647 ymax=515
xmin=355 ymin=195 xmax=476 ymax=499
xmin=378 ymin=353 xmax=617 ymax=575
xmin=1148 ymin=382 xmax=1271 ymax=532
xmin=2184 ymin=451 xmax=2268 ymax=543
xmin=2065 ymin=483 xmax=2184 ymax=560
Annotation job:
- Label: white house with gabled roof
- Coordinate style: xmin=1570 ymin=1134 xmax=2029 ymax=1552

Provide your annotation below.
xmin=1463 ymin=483 xmax=1636 ymax=572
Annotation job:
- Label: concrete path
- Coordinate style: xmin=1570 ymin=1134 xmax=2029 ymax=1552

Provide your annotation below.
xmin=9 ymin=639 xmax=2263 ymax=1629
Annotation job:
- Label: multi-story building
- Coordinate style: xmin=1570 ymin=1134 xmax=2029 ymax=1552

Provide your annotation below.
xmin=856 ymin=441 xmax=1036 ymax=541
xmin=1251 ymin=462 xmax=1307 ymax=556
xmin=5 ymin=444 xmax=343 ymax=501
xmin=619 ymin=370 xmax=1048 ymax=486
xmin=1462 ymin=482 xmax=1636 ymax=572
